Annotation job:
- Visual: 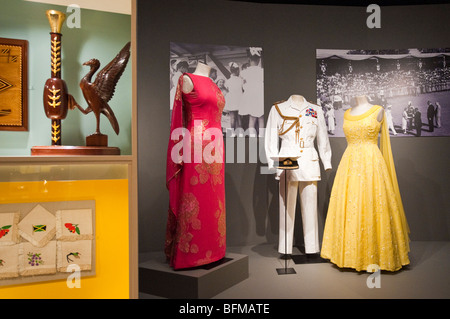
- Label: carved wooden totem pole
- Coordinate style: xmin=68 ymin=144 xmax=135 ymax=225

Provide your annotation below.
xmin=43 ymin=10 xmax=71 ymax=145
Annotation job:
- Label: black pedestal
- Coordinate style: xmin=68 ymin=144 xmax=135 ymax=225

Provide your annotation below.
xmin=139 ymin=252 xmax=248 ymax=299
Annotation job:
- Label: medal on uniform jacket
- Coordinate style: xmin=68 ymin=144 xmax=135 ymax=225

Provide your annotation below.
xmin=306 ymin=108 xmax=317 ymax=118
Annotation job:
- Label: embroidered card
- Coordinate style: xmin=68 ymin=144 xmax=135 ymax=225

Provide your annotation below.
xmin=0 ymin=212 xmax=20 ymax=246
xmin=0 ymin=245 xmax=19 ymax=279
xmin=18 ymin=205 xmax=56 ymax=247
xmin=0 ymin=201 xmax=95 ymax=286
xmin=19 ymin=241 xmax=56 ymax=277
xmin=57 ymin=240 xmax=92 ymax=272
xmin=56 ymin=209 xmax=93 ymax=241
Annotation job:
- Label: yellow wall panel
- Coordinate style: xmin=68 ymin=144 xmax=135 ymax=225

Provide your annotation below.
xmin=0 ymin=179 xmax=129 ymax=299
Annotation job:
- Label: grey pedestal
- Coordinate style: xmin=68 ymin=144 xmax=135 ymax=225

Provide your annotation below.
xmin=139 ymin=252 xmax=249 ymax=299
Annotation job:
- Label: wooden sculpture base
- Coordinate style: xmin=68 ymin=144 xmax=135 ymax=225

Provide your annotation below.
xmin=86 ymin=133 xmax=108 ymax=147
xmin=31 ymin=145 xmax=120 ymax=156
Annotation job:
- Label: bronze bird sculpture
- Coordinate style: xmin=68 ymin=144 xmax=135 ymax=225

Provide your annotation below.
xmin=73 ymin=41 xmax=131 ymax=146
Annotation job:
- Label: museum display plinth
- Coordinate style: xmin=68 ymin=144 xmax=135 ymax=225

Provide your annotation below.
xmin=139 ymin=252 xmax=248 ymax=298
xmin=31 ymin=146 xmax=120 ymax=156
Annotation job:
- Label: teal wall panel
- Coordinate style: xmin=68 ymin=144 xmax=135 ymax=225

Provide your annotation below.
xmin=0 ymin=0 xmax=131 ymax=155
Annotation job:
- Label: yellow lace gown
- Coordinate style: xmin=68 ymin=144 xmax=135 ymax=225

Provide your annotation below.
xmin=321 ymin=105 xmax=410 ymax=271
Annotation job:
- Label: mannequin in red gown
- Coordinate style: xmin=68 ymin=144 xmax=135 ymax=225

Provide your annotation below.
xmin=165 ymin=62 xmax=226 ymax=270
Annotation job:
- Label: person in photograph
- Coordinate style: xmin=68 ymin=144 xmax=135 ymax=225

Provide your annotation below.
xmin=216 ymin=77 xmax=228 ymax=95
xmin=333 ymin=93 xmax=343 ymax=110
xmin=373 ymin=92 xmax=387 ymax=108
xmin=224 ymin=62 xmax=243 ymax=136
xmin=402 ymin=106 xmax=409 ymax=134
xmin=406 ymin=102 xmax=415 ymax=130
xmin=170 ymin=61 xmax=189 ymax=110
xmin=240 ymin=50 xmax=264 ymax=137
xmin=209 ymin=68 xmax=218 ymax=82
xmin=435 ymin=101 xmax=441 ymax=128
xmin=427 ymin=100 xmax=435 ymax=132
xmin=385 ymin=104 xmax=397 ymax=135
xmin=169 ymin=59 xmax=177 ymax=91
xmin=326 ymin=104 xmax=335 ymax=135
xmin=379 ymin=94 xmax=388 ymax=108
xmin=216 ymin=77 xmax=229 ymax=132
xmin=414 ymin=107 xmax=422 ymax=137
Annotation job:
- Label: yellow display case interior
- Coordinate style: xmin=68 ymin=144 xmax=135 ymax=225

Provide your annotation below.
xmin=0 ymin=178 xmax=129 ymax=299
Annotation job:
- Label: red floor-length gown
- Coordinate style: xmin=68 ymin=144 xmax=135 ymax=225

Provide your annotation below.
xmin=165 ymin=73 xmax=226 ymax=270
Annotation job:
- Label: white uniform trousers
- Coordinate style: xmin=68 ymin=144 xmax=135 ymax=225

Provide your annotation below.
xmin=278 ymin=172 xmax=319 ymax=254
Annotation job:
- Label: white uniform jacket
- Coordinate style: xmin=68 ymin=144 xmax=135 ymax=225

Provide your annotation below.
xmin=265 ymin=97 xmax=332 ymax=181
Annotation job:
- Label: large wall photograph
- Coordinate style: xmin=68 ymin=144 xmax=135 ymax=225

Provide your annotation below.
xmin=316 ymin=48 xmax=450 ymax=137
xmin=170 ymin=42 xmax=264 ymax=137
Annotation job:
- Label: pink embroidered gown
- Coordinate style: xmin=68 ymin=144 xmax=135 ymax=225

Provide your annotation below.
xmin=165 ymin=73 xmax=226 ymax=270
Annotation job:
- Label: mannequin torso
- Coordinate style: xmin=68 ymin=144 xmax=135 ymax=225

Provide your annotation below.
xmin=182 ymin=62 xmax=211 ymax=94
xmin=350 ymin=95 xmax=384 ymax=122
xmin=290 ymin=94 xmax=306 ymax=108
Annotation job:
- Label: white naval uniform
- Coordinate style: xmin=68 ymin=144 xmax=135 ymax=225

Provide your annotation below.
xmin=265 ymin=96 xmax=332 ymax=254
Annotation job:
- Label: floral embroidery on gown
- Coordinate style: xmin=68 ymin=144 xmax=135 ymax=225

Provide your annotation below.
xmin=165 ymin=73 xmax=226 ymax=270
xmin=321 ymin=105 xmax=410 ymax=271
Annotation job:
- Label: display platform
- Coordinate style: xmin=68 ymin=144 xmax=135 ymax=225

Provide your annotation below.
xmin=139 ymin=252 xmax=248 ymax=298
xmin=31 ymin=146 xmax=120 ymax=156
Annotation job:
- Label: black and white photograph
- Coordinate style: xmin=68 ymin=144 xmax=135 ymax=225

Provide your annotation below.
xmin=170 ymin=42 xmax=264 ymax=137
xmin=316 ymin=48 xmax=450 ymax=137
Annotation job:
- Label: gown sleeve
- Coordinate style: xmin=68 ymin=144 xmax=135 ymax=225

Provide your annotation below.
xmin=166 ymin=74 xmax=185 ymax=217
xmin=380 ymin=112 xmax=411 ymax=245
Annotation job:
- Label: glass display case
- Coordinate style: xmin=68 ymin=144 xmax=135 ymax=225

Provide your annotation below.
xmin=0 ymin=156 xmax=137 ymax=298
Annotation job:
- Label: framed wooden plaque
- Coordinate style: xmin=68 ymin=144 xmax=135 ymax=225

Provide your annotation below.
xmin=0 ymin=38 xmax=28 ymax=131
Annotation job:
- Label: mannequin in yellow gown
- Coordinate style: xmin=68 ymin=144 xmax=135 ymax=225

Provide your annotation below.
xmin=321 ymin=96 xmax=410 ymax=271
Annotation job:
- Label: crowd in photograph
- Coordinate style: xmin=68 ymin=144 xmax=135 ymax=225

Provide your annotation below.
xmin=317 ymin=67 xmax=450 ymax=106
xmin=317 ymin=64 xmax=449 ymax=137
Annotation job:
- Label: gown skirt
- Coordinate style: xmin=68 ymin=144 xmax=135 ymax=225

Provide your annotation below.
xmin=321 ymin=105 xmax=410 ymax=271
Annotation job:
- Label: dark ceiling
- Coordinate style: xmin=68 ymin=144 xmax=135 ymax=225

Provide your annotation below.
xmin=228 ymin=0 xmax=450 ymax=6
